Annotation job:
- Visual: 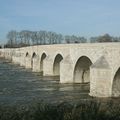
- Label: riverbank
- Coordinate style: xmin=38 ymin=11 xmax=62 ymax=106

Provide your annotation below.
xmin=0 ymin=99 xmax=120 ymax=120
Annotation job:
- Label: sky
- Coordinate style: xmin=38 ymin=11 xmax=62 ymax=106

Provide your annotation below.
xmin=0 ymin=0 xmax=120 ymax=44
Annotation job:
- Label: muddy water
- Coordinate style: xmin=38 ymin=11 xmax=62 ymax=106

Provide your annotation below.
xmin=0 ymin=58 xmax=91 ymax=105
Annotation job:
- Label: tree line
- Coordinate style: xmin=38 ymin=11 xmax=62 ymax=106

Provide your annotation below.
xmin=4 ymin=30 xmax=120 ymax=48
xmin=90 ymin=33 xmax=120 ymax=43
xmin=5 ymin=30 xmax=87 ymax=48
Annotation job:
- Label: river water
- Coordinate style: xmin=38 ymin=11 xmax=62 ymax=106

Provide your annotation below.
xmin=0 ymin=58 xmax=91 ymax=105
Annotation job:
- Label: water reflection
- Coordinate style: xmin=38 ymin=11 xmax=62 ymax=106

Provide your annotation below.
xmin=0 ymin=58 xmax=91 ymax=105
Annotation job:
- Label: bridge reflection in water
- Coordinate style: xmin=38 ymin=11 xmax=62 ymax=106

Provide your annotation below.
xmin=0 ymin=59 xmax=90 ymax=105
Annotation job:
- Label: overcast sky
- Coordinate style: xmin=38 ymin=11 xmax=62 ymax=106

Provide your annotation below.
xmin=0 ymin=0 xmax=120 ymax=44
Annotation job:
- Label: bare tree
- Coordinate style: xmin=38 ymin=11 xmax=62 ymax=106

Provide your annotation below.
xmin=6 ymin=30 xmax=17 ymax=47
xmin=31 ymin=31 xmax=38 ymax=45
xmin=5 ymin=29 xmax=89 ymax=48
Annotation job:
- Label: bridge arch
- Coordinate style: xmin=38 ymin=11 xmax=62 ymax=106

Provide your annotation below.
xmin=32 ymin=52 xmax=37 ymax=58
xmin=40 ymin=53 xmax=47 ymax=72
xmin=31 ymin=52 xmax=37 ymax=69
xmin=53 ymin=54 xmax=63 ymax=76
xmin=112 ymin=67 xmax=120 ymax=97
xmin=73 ymin=56 xmax=92 ymax=83
xmin=25 ymin=52 xmax=29 ymax=57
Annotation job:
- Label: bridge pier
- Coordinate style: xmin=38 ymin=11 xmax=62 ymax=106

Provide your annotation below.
xmin=5 ymin=53 xmax=12 ymax=61
xmin=32 ymin=57 xmax=40 ymax=72
xmin=25 ymin=57 xmax=32 ymax=69
xmin=43 ymin=57 xmax=54 ymax=76
xmin=20 ymin=57 xmax=26 ymax=67
xmin=90 ymin=68 xmax=112 ymax=97
xmin=60 ymin=59 xmax=74 ymax=83
xmin=12 ymin=56 xmax=20 ymax=64
xmin=89 ymin=56 xmax=112 ymax=97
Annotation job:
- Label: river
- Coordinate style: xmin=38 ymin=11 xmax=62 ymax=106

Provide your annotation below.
xmin=0 ymin=58 xmax=91 ymax=105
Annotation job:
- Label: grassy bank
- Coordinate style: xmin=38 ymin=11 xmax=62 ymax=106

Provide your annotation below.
xmin=0 ymin=100 xmax=120 ymax=120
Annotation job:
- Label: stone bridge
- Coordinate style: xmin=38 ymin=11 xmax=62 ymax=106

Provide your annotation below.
xmin=1 ymin=43 xmax=120 ymax=97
